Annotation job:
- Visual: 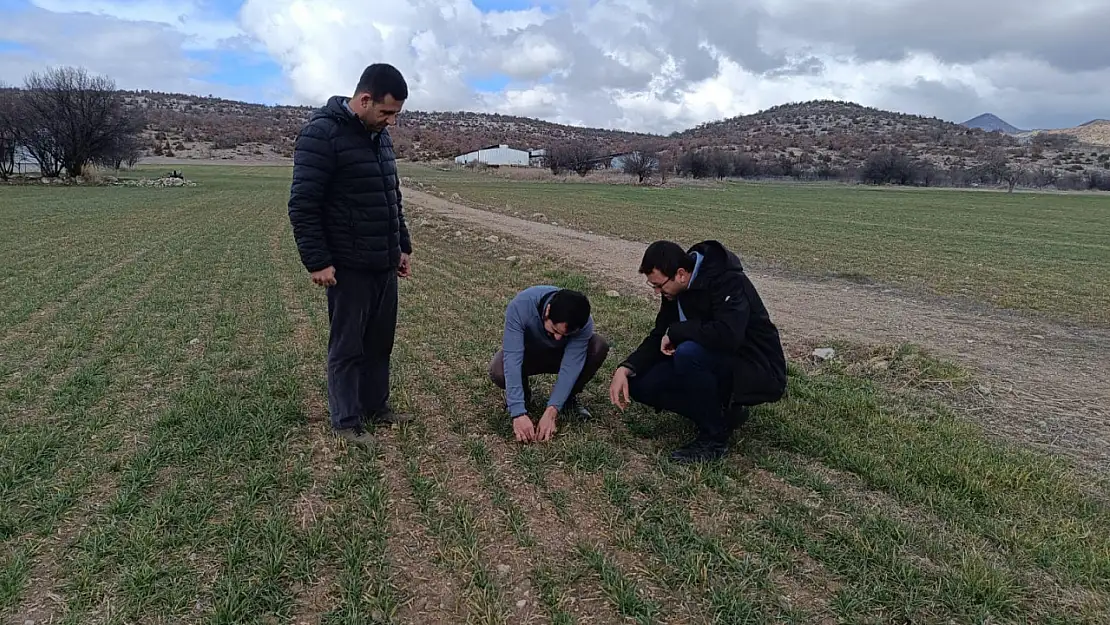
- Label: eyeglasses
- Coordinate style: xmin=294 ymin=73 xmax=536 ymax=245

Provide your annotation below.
xmin=646 ymin=277 xmax=672 ymax=291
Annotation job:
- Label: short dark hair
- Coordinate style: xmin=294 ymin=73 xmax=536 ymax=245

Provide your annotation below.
xmin=639 ymin=240 xmax=694 ymax=278
xmin=546 ymin=289 xmax=591 ymax=333
xmin=355 ymin=63 xmax=408 ymax=102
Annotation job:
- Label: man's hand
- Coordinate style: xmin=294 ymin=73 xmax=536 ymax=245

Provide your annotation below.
xmin=512 ymin=415 xmax=535 ymax=442
xmin=536 ymin=406 xmax=558 ymax=442
xmin=398 ymin=253 xmax=411 ymax=278
xmin=310 ymin=266 xmax=336 ymax=287
xmin=661 ymin=333 xmax=676 ymax=356
xmin=609 ymin=366 xmax=631 ymax=411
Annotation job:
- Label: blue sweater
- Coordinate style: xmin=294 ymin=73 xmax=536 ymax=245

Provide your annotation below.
xmin=502 ymin=285 xmax=594 ymax=418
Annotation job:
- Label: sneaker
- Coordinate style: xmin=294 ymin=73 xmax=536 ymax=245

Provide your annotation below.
xmin=368 ymin=405 xmax=414 ymax=425
xmin=669 ymin=438 xmax=728 ymax=463
xmin=563 ymin=396 xmax=592 ymax=420
xmin=334 ymin=427 xmax=373 ymax=446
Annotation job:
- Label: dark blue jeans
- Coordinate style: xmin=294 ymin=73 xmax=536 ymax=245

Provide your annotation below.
xmin=628 ymin=341 xmax=736 ymax=441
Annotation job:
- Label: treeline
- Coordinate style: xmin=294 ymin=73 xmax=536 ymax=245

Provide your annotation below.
xmin=1 ymin=67 xmax=144 ymax=179
xmin=669 ymin=147 xmax=1110 ymax=192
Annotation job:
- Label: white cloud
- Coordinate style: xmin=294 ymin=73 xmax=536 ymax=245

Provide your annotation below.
xmin=4 ymin=0 xmax=1109 ymax=131
xmin=0 ymin=4 xmax=271 ymax=103
xmin=29 ymin=0 xmax=244 ymax=49
xmin=236 ymin=0 xmax=1110 ymax=132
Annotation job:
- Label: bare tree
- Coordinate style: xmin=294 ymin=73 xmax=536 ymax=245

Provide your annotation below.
xmin=95 ymin=115 xmax=147 ymax=169
xmin=707 ymin=150 xmax=733 ymax=179
xmin=860 ymin=148 xmax=918 ymax=185
xmin=620 ymin=148 xmax=660 ymax=183
xmin=547 ymin=141 xmax=599 ymax=176
xmin=21 ymin=124 xmax=65 ymax=178
xmin=677 ymin=150 xmax=710 ymax=178
xmin=1003 ymin=166 xmax=1024 ymax=193
xmin=657 ymin=151 xmax=673 ymax=184
xmin=17 ymin=66 xmax=140 ymax=177
xmin=981 ymin=147 xmax=1011 ymax=185
xmin=0 ymin=84 xmax=16 ymax=180
xmin=1028 ymin=167 xmax=1057 ymax=189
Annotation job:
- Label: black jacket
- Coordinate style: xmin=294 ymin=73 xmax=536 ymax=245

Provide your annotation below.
xmin=288 ymin=95 xmax=411 ymax=273
xmin=621 ymin=240 xmax=787 ymax=406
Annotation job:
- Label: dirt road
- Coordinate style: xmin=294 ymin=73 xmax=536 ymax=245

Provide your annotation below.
xmin=404 ymin=188 xmax=1110 ymax=473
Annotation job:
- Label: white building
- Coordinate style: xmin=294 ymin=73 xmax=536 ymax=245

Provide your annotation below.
xmin=454 ymin=144 xmax=531 ymax=167
xmin=12 ymin=146 xmax=41 ymax=175
xmin=528 ymin=148 xmax=546 ymax=167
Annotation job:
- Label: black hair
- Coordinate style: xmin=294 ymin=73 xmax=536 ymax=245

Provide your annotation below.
xmin=638 ymin=240 xmax=694 ymax=278
xmin=355 ymin=63 xmax=408 ymax=102
xmin=546 ymin=289 xmax=591 ymax=333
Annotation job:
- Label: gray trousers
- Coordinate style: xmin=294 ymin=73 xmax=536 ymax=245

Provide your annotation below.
xmin=326 ymin=267 xmax=397 ymax=430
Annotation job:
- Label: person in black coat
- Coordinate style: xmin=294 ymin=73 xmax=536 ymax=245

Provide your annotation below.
xmin=609 ymin=239 xmax=787 ymax=462
xmin=287 ymin=63 xmax=414 ymax=445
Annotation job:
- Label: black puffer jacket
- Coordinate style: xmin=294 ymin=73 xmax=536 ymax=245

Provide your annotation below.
xmin=621 ymin=240 xmax=787 ymax=406
xmin=288 ymin=95 xmax=411 ymax=272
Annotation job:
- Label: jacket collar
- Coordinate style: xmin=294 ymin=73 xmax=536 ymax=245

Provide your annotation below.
xmin=537 ymin=289 xmax=555 ymax=319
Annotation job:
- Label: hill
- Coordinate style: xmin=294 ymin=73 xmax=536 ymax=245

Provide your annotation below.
xmin=105 ymin=91 xmax=1110 ymax=187
xmin=665 ymin=100 xmax=1035 ymax=175
xmin=1041 ymin=120 xmax=1110 ymax=146
xmin=961 ymin=113 xmax=1024 ymax=134
xmin=120 ymin=91 xmax=657 ymax=162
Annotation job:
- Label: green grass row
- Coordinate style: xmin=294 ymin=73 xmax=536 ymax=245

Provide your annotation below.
xmin=1 ymin=165 xmax=1107 ymax=624
xmin=405 ymin=165 xmax=1110 ymax=326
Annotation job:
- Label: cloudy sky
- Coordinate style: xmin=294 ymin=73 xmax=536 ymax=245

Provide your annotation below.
xmin=1 ymin=0 xmax=1107 ymax=134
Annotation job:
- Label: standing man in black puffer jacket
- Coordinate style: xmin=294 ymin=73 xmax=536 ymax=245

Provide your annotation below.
xmin=288 ymin=63 xmax=414 ymax=445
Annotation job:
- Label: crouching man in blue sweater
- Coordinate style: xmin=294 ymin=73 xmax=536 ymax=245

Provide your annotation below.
xmin=489 ymin=286 xmax=610 ymax=443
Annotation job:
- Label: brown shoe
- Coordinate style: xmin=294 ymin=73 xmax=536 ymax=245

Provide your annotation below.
xmin=334 ymin=427 xmax=373 ymax=446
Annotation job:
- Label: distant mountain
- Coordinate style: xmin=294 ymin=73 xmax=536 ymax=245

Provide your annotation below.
xmin=1079 ymin=118 xmax=1109 ymax=127
xmin=961 ymin=113 xmax=1024 ymax=134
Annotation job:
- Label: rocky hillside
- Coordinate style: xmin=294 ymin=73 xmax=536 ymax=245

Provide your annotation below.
xmin=119 ymin=91 xmax=1110 ymax=186
xmin=120 ymin=90 xmax=655 ymax=162
xmin=667 ymin=100 xmax=1039 ymax=172
xmin=1041 ymin=120 xmax=1110 ymax=146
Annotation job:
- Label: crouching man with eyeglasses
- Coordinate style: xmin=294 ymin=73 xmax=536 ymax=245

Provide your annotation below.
xmin=490 ymin=286 xmax=610 ymax=443
xmin=608 ymin=240 xmax=787 ymax=463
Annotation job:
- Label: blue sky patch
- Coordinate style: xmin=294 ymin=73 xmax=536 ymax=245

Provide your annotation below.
xmin=469 ymin=72 xmax=512 ymax=92
xmin=471 ymin=0 xmax=557 ymax=12
xmin=195 ymin=0 xmax=243 ymax=20
xmin=186 ymin=49 xmax=283 ymax=89
xmin=0 ymin=40 xmax=33 ymax=54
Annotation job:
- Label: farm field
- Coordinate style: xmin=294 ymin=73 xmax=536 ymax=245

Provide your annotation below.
xmin=2 ymin=164 xmax=1110 ymax=624
xmin=405 ymin=165 xmax=1110 ymax=326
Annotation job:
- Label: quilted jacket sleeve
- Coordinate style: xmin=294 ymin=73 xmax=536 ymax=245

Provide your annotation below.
xmin=288 ymin=118 xmax=336 ymax=272
xmin=398 ymin=183 xmax=412 ymax=255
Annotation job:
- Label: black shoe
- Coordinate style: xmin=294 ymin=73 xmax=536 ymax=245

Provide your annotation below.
xmin=367 ymin=404 xmax=414 ymax=425
xmin=563 ymin=396 xmax=592 ymax=420
xmin=669 ymin=438 xmax=728 ymax=463
xmin=334 ymin=426 xmax=373 ymax=446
